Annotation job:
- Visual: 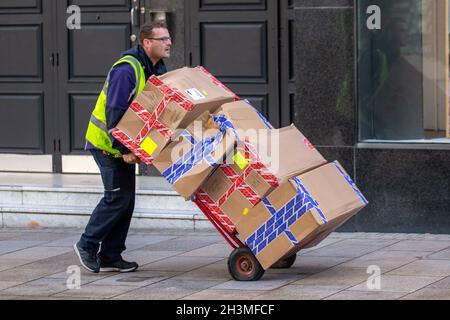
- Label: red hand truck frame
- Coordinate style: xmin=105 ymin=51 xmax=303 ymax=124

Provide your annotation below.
xmin=193 ymin=198 xmax=297 ymax=281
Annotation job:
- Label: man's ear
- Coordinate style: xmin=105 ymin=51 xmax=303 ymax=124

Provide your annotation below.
xmin=141 ymin=38 xmax=150 ymax=49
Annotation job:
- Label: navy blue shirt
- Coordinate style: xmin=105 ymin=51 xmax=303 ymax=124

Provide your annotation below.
xmin=86 ymin=45 xmax=167 ymax=155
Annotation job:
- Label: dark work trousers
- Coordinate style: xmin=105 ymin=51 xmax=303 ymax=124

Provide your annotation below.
xmin=79 ymin=149 xmax=136 ymax=262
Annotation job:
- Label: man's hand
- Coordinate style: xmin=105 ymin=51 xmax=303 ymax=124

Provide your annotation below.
xmin=123 ymin=153 xmax=141 ymax=165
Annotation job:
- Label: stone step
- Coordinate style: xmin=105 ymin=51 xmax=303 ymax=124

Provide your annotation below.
xmin=0 ymin=205 xmax=212 ymax=230
xmin=0 ymin=185 xmax=199 ymax=212
xmin=0 ymin=172 xmax=210 ymax=230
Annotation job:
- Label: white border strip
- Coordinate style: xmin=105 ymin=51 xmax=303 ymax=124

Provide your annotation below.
xmin=0 ymin=154 xmax=52 ymax=172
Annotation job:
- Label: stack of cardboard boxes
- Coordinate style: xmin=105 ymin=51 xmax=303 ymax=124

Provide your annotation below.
xmin=113 ymin=66 xmax=368 ymax=270
xmin=111 ymin=66 xmax=238 ymax=165
xmin=195 ymin=101 xmax=328 ymax=234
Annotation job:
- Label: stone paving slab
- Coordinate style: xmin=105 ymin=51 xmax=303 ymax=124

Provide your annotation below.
xmin=340 ymin=258 xmax=417 ymax=273
xmin=171 ymin=262 xmax=232 ymax=281
xmin=0 ymin=295 xmax=98 ymax=300
xmin=211 ymin=274 xmax=301 ymax=291
xmin=0 ymin=246 xmax=72 ymax=261
xmin=5 ymin=232 xmax=75 ymax=242
xmin=90 ymin=270 xmax=179 ymax=288
xmin=113 ymin=278 xmax=223 ymax=300
xmin=300 ymin=242 xmax=388 ymax=259
xmin=181 ymin=289 xmax=264 ymax=300
xmin=337 ymin=250 xmax=428 ymax=272
xmin=139 ymin=235 xmax=222 ymax=252
xmin=0 ymin=232 xmax=23 ymax=241
xmin=179 ymin=243 xmax=231 ymax=258
xmin=0 ymin=259 xmax=34 ymax=272
xmin=21 ymin=252 xmax=80 ymax=274
xmin=269 ymin=256 xmax=353 ymax=275
xmin=53 ymin=284 xmax=139 ymax=299
xmin=345 ymin=249 xmax=429 ymax=261
xmin=325 ymin=290 xmax=407 ymax=300
xmin=292 ymin=266 xmax=371 ymax=290
xmin=123 ymin=234 xmax=178 ymax=249
xmin=250 ymin=284 xmax=340 ymax=300
xmin=387 ymin=260 xmax=450 ymax=277
xmin=125 ymin=233 xmax=175 ymax=242
xmin=0 ymin=281 xmax=23 ymax=291
xmin=0 ymin=277 xmax=69 ymax=297
xmin=297 ymin=237 xmax=345 ymax=255
xmin=426 ymin=276 xmax=450 ymax=289
xmin=92 ymin=270 xmax=177 ymax=289
xmin=338 ymin=233 xmax=449 ymax=241
xmin=140 ymin=256 xmax=224 ymax=272
xmin=383 ymin=240 xmax=450 ymax=252
xmin=427 ymin=248 xmax=450 ymax=260
xmin=348 ymin=275 xmax=443 ymax=293
xmin=329 ymin=238 xmax=401 ymax=248
xmin=0 ymin=265 xmax=57 ymax=283
xmin=123 ymin=250 xmax=181 ymax=266
xmin=38 ymin=235 xmax=82 ymax=247
xmin=1 ymin=227 xmax=450 ymax=300
xmin=400 ymin=288 xmax=450 ymax=300
xmin=0 ymin=241 xmax=48 ymax=255
xmin=45 ymin=270 xmax=113 ymax=286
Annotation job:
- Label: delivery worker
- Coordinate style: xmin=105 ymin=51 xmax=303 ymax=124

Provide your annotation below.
xmin=74 ymin=21 xmax=172 ymax=273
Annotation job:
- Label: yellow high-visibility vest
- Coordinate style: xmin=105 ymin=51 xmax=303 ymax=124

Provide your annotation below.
xmin=85 ymin=55 xmax=146 ymax=157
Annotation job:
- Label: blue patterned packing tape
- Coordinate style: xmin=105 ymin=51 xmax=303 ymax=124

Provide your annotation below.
xmin=243 ymin=99 xmax=273 ymax=130
xmin=332 ymin=161 xmax=369 ymax=206
xmin=162 ymin=115 xmax=239 ymax=185
xmin=245 ymin=177 xmax=327 ymax=257
xmin=213 ymin=114 xmax=240 ymax=139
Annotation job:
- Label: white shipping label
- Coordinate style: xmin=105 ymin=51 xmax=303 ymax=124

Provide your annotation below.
xmin=185 ymin=88 xmax=206 ymax=101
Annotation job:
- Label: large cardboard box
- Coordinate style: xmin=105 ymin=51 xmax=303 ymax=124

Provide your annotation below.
xmin=195 ymin=101 xmax=276 ymax=232
xmin=235 ymin=161 xmax=368 ymax=270
xmin=194 ymin=101 xmax=327 ymax=233
xmin=111 ymin=66 xmax=238 ymax=164
xmin=153 ymin=111 xmax=236 ymax=199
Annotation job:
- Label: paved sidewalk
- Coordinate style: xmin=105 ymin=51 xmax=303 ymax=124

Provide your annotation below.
xmin=0 ymin=227 xmax=450 ymax=300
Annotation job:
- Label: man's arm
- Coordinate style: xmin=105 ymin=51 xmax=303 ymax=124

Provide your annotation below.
xmin=105 ymin=63 xmax=136 ymax=156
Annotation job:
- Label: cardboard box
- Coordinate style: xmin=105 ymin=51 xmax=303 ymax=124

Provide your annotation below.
xmin=235 ymin=161 xmax=368 ymax=269
xmin=153 ymin=111 xmax=237 ymax=199
xmin=194 ymin=101 xmax=327 ymax=233
xmin=111 ymin=66 xmax=238 ymax=164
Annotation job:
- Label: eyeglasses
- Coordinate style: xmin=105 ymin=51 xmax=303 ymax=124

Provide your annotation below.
xmin=147 ymin=36 xmax=172 ymax=42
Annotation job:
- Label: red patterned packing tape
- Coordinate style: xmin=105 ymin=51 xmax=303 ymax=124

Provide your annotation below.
xmin=195 ymin=66 xmax=240 ymax=101
xmin=111 ymin=75 xmax=195 ymax=165
xmin=112 ymin=67 xmax=238 ymax=165
xmin=219 ymin=141 xmax=279 ymax=205
xmin=110 ymin=128 xmax=153 ymax=164
xmin=148 ymin=76 xmax=196 ymax=111
xmin=195 ymin=189 xmax=236 ymax=234
xmin=195 ymin=140 xmax=279 ymax=233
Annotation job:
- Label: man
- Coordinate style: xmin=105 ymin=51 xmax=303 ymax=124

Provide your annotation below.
xmin=74 ymin=21 xmax=172 ymax=273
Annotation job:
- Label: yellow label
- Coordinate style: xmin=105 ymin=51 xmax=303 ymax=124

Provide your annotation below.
xmin=202 ymin=90 xmax=209 ymax=97
xmin=233 ymin=151 xmax=249 ymax=170
xmin=140 ymin=136 xmax=158 ymax=155
xmin=242 ymin=208 xmax=249 ymax=216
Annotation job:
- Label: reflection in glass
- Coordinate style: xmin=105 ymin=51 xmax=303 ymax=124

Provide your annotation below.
xmin=358 ymin=0 xmax=450 ymax=142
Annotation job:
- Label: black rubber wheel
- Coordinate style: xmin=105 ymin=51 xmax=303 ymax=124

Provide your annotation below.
xmin=227 ymin=247 xmax=265 ymax=281
xmin=270 ymin=253 xmax=297 ymax=269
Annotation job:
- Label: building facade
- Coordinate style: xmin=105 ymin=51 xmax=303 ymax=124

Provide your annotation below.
xmin=0 ymin=0 xmax=449 ymax=233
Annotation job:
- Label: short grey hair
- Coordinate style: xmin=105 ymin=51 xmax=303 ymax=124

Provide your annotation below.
xmin=139 ymin=21 xmax=169 ymax=44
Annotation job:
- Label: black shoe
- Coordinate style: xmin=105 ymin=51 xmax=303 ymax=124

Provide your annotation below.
xmin=99 ymin=258 xmax=139 ymax=273
xmin=73 ymin=242 xmax=99 ymax=273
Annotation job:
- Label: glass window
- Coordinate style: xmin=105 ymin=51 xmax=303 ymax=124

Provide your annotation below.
xmin=358 ymin=0 xmax=450 ymax=142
